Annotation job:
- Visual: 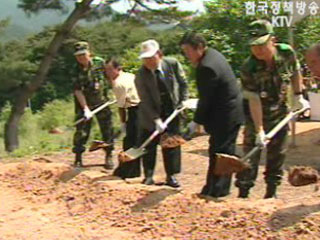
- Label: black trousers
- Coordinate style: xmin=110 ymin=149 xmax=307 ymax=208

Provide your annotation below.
xmin=201 ymin=124 xmax=241 ymax=197
xmin=140 ymin=116 xmax=181 ymax=179
xmin=114 ymin=106 xmax=141 ymax=179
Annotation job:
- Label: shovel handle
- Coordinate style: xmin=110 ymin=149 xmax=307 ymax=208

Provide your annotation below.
xmin=266 ymin=107 xmax=308 ymax=140
xmin=74 ymin=100 xmax=116 ymax=126
xmin=139 ymin=106 xmax=186 ymax=149
xmin=241 ymin=146 xmax=261 ymax=162
xmin=242 ymin=107 xmax=309 ymax=163
xmin=164 ymin=106 xmax=186 ymax=125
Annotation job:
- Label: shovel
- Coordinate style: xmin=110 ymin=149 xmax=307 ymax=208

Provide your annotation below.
xmin=74 ymin=100 xmax=116 ymax=126
xmin=213 ymin=107 xmax=310 ymax=176
xmin=119 ymin=98 xmax=198 ymax=162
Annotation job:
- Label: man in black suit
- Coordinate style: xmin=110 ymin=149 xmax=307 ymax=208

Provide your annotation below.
xmin=180 ymin=32 xmax=243 ymax=197
xmin=306 ymin=42 xmax=320 ymax=80
xmin=135 ymin=39 xmax=189 ymax=187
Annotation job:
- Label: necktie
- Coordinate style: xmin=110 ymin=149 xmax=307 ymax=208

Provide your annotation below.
xmin=155 ymin=69 xmax=167 ymax=94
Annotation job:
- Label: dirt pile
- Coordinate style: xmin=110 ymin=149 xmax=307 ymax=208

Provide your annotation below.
xmin=288 ymin=166 xmax=319 ymax=186
xmin=0 ymin=161 xmax=320 ymax=240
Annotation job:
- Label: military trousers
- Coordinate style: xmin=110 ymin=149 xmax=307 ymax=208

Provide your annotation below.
xmin=235 ymin=120 xmax=288 ymax=190
xmin=72 ymin=103 xmax=114 ymax=155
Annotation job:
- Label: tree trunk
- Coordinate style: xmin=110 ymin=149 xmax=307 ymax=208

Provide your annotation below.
xmin=4 ymin=89 xmax=26 ymax=152
xmin=4 ymin=0 xmax=93 ymax=152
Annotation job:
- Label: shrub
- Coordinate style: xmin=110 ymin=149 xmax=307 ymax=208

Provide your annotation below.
xmin=37 ymin=98 xmax=74 ymax=130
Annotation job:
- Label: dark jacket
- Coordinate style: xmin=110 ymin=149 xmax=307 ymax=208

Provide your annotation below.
xmin=135 ymin=57 xmax=189 ymax=131
xmin=194 ymin=48 xmax=243 ymax=133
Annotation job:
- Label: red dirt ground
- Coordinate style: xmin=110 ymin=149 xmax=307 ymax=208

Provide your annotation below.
xmin=0 ymin=121 xmax=320 ymax=240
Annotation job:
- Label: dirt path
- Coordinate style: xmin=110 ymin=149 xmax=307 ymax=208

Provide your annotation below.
xmin=0 ymin=121 xmax=320 ymax=239
xmin=0 ymin=168 xmax=136 ymax=240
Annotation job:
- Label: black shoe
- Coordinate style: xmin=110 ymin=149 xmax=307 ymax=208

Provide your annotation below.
xmin=104 ymin=155 xmax=114 ymax=170
xmin=264 ymin=185 xmax=277 ymax=199
xmin=238 ymin=188 xmax=249 ymax=198
xmin=142 ymin=177 xmax=154 ymax=185
xmin=165 ymin=176 xmax=180 ymax=188
xmin=73 ymin=161 xmax=83 ymax=168
xmin=73 ymin=153 xmax=83 ymax=167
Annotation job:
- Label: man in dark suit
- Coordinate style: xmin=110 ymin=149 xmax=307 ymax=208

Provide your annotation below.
xmin=180 ymin=32 xmax=244 ymax=197
xmin=135 ymin=39 xmax=189 ymax=187
xmin=306 ymin=42 xmax=320 ymax=80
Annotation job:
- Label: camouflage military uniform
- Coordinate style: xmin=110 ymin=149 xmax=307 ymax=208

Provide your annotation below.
xmin=235 ymin=43 xmax=301 ymax=190
xmin=73 ymin=56 xmax=114 ymax=155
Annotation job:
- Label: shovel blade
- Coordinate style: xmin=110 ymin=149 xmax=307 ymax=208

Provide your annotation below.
xmin=119 ymin=147 xmax=147 ymax=162
xmin=89 ymin=140 xmax=110 ymax=152
xmin=213 ymin=153 xmax=250 ymax=176
xmin=59 ymin=167 xmax=84 ymax=183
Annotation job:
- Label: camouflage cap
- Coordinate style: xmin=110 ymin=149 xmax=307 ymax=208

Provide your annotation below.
xmin=248 ymin=20 xmax=274 ymax=46
xmin=74 ymin=41 xmax=90 ymax=55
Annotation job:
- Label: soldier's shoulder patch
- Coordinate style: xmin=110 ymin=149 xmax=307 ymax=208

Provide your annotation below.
xmin=92 ymin=56 xmax=105 ymax=64
xmin=277 ymin=43 xmax=294 ymax=52
xmin=277 ymin=43 xmax=297 ymax=60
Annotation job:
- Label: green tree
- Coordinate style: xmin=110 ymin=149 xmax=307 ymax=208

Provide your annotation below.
xmin=4 ymin=0 xmax=195 ymax=152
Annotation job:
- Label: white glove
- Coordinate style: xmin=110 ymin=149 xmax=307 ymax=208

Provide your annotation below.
xmin=292 ymin=94 xmax=310 ymax=111
xmin=180 ymin=100 xmax=188 ymax=108
xmin=255 ymin=130 xmax=267 ymax=148
xmin=83 ymin=106 xmax=93 ymax=120
xmin=121 ymin=123 xmax=127 ymax=137
xmin=154 ymin=118 xmax=167 ymax=133
xmin=188 ymin=121 xmax=197 ymax=135
xmin=180 ymin=99 xmax=199 ymax=110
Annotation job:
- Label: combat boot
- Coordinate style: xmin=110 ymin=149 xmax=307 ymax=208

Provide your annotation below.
xmin=238 ymin=188 xmax=250 ymax=198
xmin=264 ymin=185 xmax=277 ymax=199
xmin=104 ymin=153 xmax=114 ymax=170
xmin=73 ymin=153 xmax=83 ymax=167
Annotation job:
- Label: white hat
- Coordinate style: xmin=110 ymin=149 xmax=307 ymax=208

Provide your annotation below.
xmin=138 ymin=39 xmax=160 ymax=59
xmin=74 ymin=49 xmax=89 ymax=56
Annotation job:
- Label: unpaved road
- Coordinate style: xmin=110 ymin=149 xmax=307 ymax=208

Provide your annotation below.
xmin=0 ymin=121 xmax=320 ymax=240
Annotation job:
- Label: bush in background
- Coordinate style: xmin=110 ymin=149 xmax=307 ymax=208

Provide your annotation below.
xmin=37 ymin=98 xmax=74 ymax=130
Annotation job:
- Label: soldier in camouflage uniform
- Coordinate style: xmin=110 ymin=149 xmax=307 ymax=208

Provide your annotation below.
xmin=72 ymin=41 xmax=114 ymax=169
xmin=235 ymin=20 xmax=309 ymax=198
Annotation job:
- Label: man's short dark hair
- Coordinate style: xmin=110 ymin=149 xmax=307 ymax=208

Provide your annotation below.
xmin=105 ymin=57 xmax=122 ymax=70
xmin=179 ymin=32 xmax=207 ymax=49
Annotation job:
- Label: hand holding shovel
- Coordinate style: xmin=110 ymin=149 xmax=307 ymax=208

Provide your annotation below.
xmin=213 ymin=106 xmax=310 ymax=176
xmin=118 ymin=98 xmax=198 ymax=162
xmin=74 ymin=100 xmax=116 ymax=126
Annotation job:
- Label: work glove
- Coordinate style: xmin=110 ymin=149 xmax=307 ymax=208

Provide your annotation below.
xmin=292 ymin=94 xmax=310 ymax=111
xmin=181 ymin=100 xmax=189 ymax=108
xmin=154 ymin=118 xmax=167 ymax=133
xmin=83 ymin=106 xmax=93 ymax=120
xmin=255 ymin=130 xmax=267 ymax=148
xmin=121 ymin=123 xmax=127 ymax=137
xmin=179 ymin=99 xmax=198 ymax=110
